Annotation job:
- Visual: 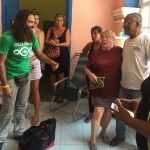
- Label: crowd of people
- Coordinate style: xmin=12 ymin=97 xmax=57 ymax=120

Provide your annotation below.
xmin=0 ymin=9 xmax=150 ymax=150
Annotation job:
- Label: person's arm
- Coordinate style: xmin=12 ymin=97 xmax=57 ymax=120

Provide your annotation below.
xmin=33 ymin=49 xmax=58 ymax=71
xmin=82 ymin=43 xmax=91 ymax=53
xmin=82 ymin=42 xmax=92 ymax=56
xmin=45 ymin=28 xmax=56 ymax=47
xmin=30 ymin=30 xmax=45 ymax=63
xmin=55 ymin=29 xmax=71 ymax=47
xmin=114 ymin=99 xmax=150 ymax=138
xmin=85 ymin=67 xmax=97 ymax=83
xmin=0 ymin=54 xmax=12 ymax=97
xmin=120 ymin=98 xmax=141 ymax=111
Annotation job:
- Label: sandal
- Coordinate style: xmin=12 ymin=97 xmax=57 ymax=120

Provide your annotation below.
xmin=89 ymin=143 xmax=100 ymax=150
xmin=100 ymin=133 xmax=110 ymax=144
xmin=84 ymin=113 xmax=93 ymax=123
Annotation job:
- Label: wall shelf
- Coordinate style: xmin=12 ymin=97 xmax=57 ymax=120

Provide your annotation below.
xmin=114 ymin=36 xmax=128 ymax=47
xmin=113 ymin=7 xmax=140 ymax=25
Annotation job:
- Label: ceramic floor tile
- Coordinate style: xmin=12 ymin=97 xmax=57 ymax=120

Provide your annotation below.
xmin=81 ymin=120 xmax=91 ymax=131
xmin=44 ymin=102 xmax=51 ymax=110
xmin=5 ymin=133 xmax=18 ymax=144
xmin=85 ymin=144 xmax=110 ymax=150
xmin=43 ymin=110 xmax=63 ymax=120
xmin=110 ymin=145 xmax=136 ymax=150
xmin=0 ymin=101 xmax=140 ymax=150
xmin=60 ymin=130 xmax=84 ymax=145
xmin=61 ymin=119 xmax=82 ymax=130
xmin=47 ymin=145 xmax=59 ymax=150
xmin=5 ymin=143 xmax=18 ymax=150
xmin=54 ymin=130 xmax=61 ymax=145
xmin=126 ymin=126 xmax=137 ymax=146
xmin=59 ymin=144 xmax=85 ymax=150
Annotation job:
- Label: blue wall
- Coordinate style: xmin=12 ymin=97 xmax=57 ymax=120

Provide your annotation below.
xmin=2 ymin=0 xmax=19 ymax=32
xmin=66 ymin=0 xmax=72 ymax=30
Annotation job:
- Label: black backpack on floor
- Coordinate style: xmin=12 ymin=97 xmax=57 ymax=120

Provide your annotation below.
xmin=18 ymin=118 xmax=56 ymax=150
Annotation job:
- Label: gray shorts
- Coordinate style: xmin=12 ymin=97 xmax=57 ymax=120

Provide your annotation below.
xmin=92 ymin=96 xmax=115 ymax=107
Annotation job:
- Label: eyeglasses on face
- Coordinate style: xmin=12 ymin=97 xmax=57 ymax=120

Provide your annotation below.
xmin=123 ymin=21 xmax=136 ymax=26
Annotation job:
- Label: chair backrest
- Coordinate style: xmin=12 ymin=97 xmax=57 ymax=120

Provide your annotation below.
xmin=69 ymin=53 xmax=88 ymax=88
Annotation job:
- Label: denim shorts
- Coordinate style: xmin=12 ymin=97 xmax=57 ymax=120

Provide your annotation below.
xmin=92 ymin=96 xmax=115 ymax=107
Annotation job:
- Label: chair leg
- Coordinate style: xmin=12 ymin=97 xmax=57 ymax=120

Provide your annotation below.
xmin=49 ymin=96 xmax=57 ymax=110
xmin=73 ymin=100 xmax=87 ymax=121
xmin=73 ymin=101 xmax=80 ymax=120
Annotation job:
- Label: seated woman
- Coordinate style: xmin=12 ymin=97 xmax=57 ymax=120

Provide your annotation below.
xmin=85 ymin=30 xmax=123 ymax=150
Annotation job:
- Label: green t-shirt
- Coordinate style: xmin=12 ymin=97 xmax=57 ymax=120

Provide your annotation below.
xmin=0 ymin=29 xmax=39 ymax=79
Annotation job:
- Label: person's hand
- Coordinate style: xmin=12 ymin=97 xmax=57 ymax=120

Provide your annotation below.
xmin=54 ymin=39 xmax=59 ymax=44
xmin=2 ymin=87 xmax=13 ymax=98
xmin=30 ymin=62 xmax=34 ymax=70
xmin=89 ymin=73 xmax=98 ymax=84
xmin=52 ymin=62 xmax=59 ymax=71
xmin=112 ymin=99 xmax=132 ymax=123
xmin=120 ymin=98 xmax=140 ymax=112
xmin=49 ymin=39 xmax=56 ymax=46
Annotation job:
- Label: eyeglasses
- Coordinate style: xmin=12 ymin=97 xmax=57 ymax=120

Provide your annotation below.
xmin=123 ymin=21 xmax=136 ymax=26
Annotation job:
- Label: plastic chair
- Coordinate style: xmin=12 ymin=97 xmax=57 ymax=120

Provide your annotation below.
xmin=49 ymin=53 xmax=89 ymax=121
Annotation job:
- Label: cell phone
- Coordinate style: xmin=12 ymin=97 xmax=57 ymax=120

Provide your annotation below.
xmin=111 ymin=103 xmax=119 ymax=112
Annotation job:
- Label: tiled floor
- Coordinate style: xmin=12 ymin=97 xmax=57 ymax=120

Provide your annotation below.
xmin=1 ymin=98 xmax=138 ymax=150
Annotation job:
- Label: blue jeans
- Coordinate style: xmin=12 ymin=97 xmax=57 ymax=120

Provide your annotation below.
xmin=116 ymin=86 xmax=141 ymax=138
xmin=0 ymin=78 xmax=30 ymax=142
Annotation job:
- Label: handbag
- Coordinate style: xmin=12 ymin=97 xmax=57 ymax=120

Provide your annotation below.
xmin=89 ymin=76 xmax=105 ymax=90
xmin=15 ymin=73 xmax=29 ymax=85
xmin=44 ymin=45 xmax=60 ymax=59
xmin=18 ymin=118 xmax=56 ymax=150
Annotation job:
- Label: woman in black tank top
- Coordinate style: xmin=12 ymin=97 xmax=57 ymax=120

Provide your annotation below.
xmin=45 ymin=13 xmax=71 ymax=103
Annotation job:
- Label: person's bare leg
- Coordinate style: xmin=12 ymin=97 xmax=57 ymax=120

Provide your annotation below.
xmin=57 ymin=72 xmax=65 ymax=90
xmin=50 ymin=74 xmax=57 ymax=89
xmin=30 ymin=79 xmax=40 ymax=126
xmin=90 ymin=107 xmax=104 ymax=144
xmin=50 ymin=74 xmax=57 ymax=101
xmin=101 ymin=107 xmax=112 ymax=135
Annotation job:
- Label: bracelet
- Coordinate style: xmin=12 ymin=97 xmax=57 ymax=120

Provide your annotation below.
xmin=2 ymin=84 xmax=10 ymax=89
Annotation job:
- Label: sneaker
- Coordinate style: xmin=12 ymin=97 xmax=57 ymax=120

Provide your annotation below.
xmin=0 ymin=142 xmax=4 ymax=150
xmin=89 ymin=143 xmax=100 ymax=150
xmin=100 ymin=133 xmax=110 ymax=144
xmin=84 ymin=113 xmax=93 ymax=123
xmin=110 ymin=136 xmax=125 ymax=146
